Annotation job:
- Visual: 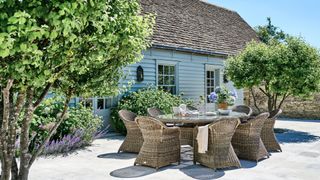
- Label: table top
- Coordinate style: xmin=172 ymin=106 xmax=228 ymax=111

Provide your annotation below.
xmin=157 ymin=111 xmax=248 ymax=124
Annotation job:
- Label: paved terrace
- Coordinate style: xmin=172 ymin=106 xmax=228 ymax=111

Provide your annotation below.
xmin=29 ymin=119 xmax=320 ymax=180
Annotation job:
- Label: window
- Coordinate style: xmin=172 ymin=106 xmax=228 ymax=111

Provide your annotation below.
xmin=79 ymin=98 xmax=93 ymax=108
xmin=158 ymin=64 xmax=176 ymax=94
xmin=206 ymin=68 xmax=220 ymax=103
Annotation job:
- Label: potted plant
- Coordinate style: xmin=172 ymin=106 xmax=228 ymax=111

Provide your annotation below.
xmin=208 ymin=86 xmax=237 ymax=114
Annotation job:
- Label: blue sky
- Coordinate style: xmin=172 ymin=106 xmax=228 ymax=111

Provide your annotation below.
xmin=208 ymin=0 xmax=320 ymax=49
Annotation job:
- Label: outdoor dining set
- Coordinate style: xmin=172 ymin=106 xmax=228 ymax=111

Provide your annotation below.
xmin=117 ymin=105 xmax=283 ymax=170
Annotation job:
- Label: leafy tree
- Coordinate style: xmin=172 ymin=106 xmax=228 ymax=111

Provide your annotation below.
xmin=255 ymin=17 xmax=286 ymax=44
xmin=0 ymin=1 xmax=154 ymax=180
xmin=226 ymin=37 xmax=320 ymax=112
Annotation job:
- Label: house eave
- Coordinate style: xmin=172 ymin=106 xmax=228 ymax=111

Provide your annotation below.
xmin=152 ymin=44 xmax=229 ymax=57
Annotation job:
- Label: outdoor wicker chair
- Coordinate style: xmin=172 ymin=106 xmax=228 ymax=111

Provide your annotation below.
xmin=117 ymin=110 xmax=143 ymax=153
xmin=232 ymin=105 xmax=253 ymax=115
xmin=261 ymin=109 xmax=283 ymax=152
xmin=231 ymin=112 xmax=270 ymax=161
xmin=194 ymin=118 xmax=241 ymax=170
xmin=147 ymin=107 xmax=164 ymax=118
xmin=187 ymin=105 xmax=198 ymax=111
xmin=134 ymin=116 xmax=180 ymax=170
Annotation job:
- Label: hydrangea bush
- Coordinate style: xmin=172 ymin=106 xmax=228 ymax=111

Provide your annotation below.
xmin=208 ymin=86 xmax=237 ymax=105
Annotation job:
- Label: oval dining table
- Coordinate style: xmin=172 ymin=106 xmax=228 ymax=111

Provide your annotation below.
xmin=157 ymin=111 xmax=248 ymax=125
xmin=156 ymin=111 xmax=249 ymax=164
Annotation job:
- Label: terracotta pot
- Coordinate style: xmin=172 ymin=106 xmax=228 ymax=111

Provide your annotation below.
xmin=217 ymin=102 xmax=228 ymax=110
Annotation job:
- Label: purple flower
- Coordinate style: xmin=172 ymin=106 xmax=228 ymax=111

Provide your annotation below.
xmin=208 ymin=92 xmax=218 ymax=102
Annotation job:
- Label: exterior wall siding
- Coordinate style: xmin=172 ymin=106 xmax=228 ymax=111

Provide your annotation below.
xmin=121 ymin=47 xmax=244 ymax=106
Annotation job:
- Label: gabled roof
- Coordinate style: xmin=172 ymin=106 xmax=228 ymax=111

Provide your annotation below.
xmin=141 ymin=0 xmax=258 ymax=56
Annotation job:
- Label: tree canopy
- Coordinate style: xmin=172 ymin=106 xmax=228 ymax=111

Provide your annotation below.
xmin=255 ymin=17 xmax=286 ymax=44
xmin=226 ymin=37 xmax=320 ymax=112
xmin=0 ymin=1 xmax=154 ymax=180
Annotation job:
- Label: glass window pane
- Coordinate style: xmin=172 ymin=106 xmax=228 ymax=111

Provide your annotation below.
xmin=210 ymin=79 xmax=215 ymax=86
xmin=169 ymin=66 xmax=175 ymax=75
xmin=105 ymin=98 xmax=112 ymax=109
xmin=158 ymin=75 xmax=163 ymax=85
xmin=158 ymin=65 xmax=163 ymax=74
xmin=207 ymin=79 xmax=211 ymax=86
xmin=97 ymin=99 xmax=104 ymax=109
xmin=164 ymin=76 xmax=170 ymax=85
xmin=170 ymin=76 xmax=175 ymax=85
xmin=164 ymin=66 xmax=169 ymax=75
xmin=171 ymin=86 xmax=176 ymax=94
xmin=207 ymin=71 xmax=210 ymax=78
xmin=84 ymin=99 xmax=93 ymax=108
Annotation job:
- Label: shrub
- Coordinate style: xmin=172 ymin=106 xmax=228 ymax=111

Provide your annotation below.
xmin=30 ymin=97 xmax=103 ymax=152
xmin=41 ymin=129 xmax=107 ymax=156
xmin=110 ymin=87 xmax=191 ymax=134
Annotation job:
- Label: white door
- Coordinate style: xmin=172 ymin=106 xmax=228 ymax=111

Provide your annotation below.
xmin=205 ymin=65 xmax=222 ymax=111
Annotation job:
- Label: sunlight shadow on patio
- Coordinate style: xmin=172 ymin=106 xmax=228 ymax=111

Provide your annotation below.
xmin=97 ymin=152 xmax=137 ymax=160
xmin=110 ymin=166 xmax=157 ymax=178
xmin=239 ymin=160 xmax=257 ymax=169
xmin=275 ymin=128 xmax=320 ymax=143
xmin=179 ymin=165 xmax=225 ymax=180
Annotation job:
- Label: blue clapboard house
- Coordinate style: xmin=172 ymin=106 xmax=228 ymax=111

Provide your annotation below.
xmin=71 ymin=0 xmax=258 ymax=125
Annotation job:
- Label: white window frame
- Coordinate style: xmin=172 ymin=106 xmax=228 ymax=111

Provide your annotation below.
xmin=156 ymin=60 xmax=178 ymax=95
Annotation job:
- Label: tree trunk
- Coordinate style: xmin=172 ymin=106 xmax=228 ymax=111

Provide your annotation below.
xmin=0 ymin=80 xmax=14 ymax=180
xmin=250 ymin=88 xmax=261 ymax=113
xmin=18 ymin=89 xmax=34 ymax=180
xmin=10 ymin=158 xmax=18 ymax=180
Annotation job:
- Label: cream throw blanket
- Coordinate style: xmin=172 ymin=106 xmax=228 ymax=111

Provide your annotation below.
xmin=196 ymin=125 xmax=209 ymax=153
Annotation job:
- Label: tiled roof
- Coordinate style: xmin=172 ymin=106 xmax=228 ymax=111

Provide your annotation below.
xmin=141 ymin=0 xmax=258 ymax=56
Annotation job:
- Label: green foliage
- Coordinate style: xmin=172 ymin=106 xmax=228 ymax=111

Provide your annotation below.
xmin=0 ymin=0 xmax=154 ymax=97
xmin=31 ymin=97 xmax=102 ymax=149
xmin=255 ymin=17 xmax=287 ymax=44
xmin=0 ymin=0 xmax=153 ymax=177
xmin=226 ymin=37 xmax=320 ymax=111
xmin=110 ymin=87 xmax=191 ymax=134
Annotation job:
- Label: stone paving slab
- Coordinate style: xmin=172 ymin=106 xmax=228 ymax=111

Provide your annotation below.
xmin=27 ymin=119 xmax=320 ymax=180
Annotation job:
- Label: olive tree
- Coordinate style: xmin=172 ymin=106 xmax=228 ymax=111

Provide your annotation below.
xmin=0 ymin=1 xmax=154 ymax=180
xmin=226 ymin=37 xmax=320 ymax=112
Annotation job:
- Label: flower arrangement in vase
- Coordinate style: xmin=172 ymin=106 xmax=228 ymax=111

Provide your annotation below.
xmin=208 ymin=86 xmax=237 ymax=114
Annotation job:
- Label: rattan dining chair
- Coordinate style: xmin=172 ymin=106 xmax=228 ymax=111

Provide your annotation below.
xmin=147 ymin=107 xmax=194 ymax=146
xmin=134 ymin=116 xmax=180 ymax=170
xmin=194 ymin=118 xmax=241 ymax=169
xmin=261 ymin=109 xmax=283 ymax=152
xmin=117 ymin=110 xmax=143 ymax=153
xmin=232 ymin=105 xmax=253 ymax=116
xmin=187 ymin=105 xmax=198 ymax=111
xmin=147 ymin=107 xmax=164 ymax=118
xmin=231 ymin=112 xmax=270 ymax=161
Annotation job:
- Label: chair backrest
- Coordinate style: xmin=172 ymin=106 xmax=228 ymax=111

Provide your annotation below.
xmin=206 ymin=118 xmax=240 ymax=153
xmin=209 ymin=118 xmax=240 ymax=135
xmin=135 ymin=116 xmax=166 ymax=140
xmin=247 ymin=112 xmax=270 ymax=128
xmin=232 ymin=105 xmax=253 ymax=116
xmin=118 ymin=110 xmax=137 ymax=122
xmin=187 ymin=105 xmax=198 ymax=111
xmin=269 ymin=109 xmax=282 ymax=119
xmin=147 ymin=107 xmax=164 ymax=118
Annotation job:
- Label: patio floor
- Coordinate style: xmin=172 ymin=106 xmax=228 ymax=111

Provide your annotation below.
xmin=29 ymin=119 xmax=320 ymax=180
